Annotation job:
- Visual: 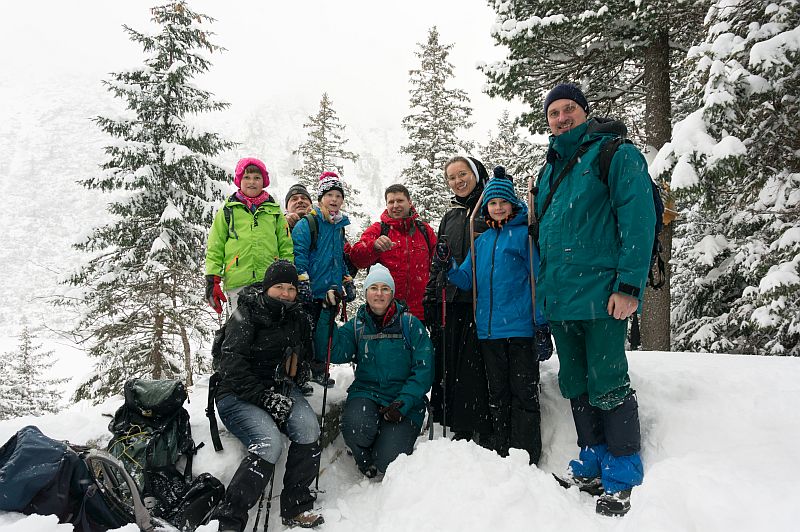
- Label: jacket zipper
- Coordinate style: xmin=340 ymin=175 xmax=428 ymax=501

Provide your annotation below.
xmin=487 ymin=230 xmax=500 ymax=337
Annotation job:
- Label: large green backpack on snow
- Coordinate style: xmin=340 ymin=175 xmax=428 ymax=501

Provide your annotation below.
xmin=108 ymin=379 xmax=223 ymax=529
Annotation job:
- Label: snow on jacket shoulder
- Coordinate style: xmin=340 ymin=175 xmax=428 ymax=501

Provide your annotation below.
xmin=349 ymin=210 xmax=437 ymax=320
xmin=314 ymin=300 xmax=434 ymax=428
xmin=292 ymin=208 xmax=350 ymax=299
xmin=205 ymin=194 xmax=293 ymax=291
xmin=447 ymin=204 xmax=545 ymax=340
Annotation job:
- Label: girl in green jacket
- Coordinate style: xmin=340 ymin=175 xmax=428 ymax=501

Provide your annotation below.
xmin=204 ymin=157 xmax=294 ymax=315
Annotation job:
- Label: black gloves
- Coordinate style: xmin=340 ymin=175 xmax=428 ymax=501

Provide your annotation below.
xmin=342 ymin=276 xmax=357 ymax=303
xmin=432 ymin=240 xmax=453 ymax=271
xmin=535 ymin=323 xmax=554 ymax=362
xmin=323 ymin=287 xmax=342 ymax=308
xmin=379 ymin=400 xmax=405 ymax=423
xmin=260 ymin=390 xmax=294 ymax=425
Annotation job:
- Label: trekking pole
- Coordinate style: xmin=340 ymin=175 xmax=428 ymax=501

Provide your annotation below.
xmin=526 ymin=175 xmax=537 ymax=319
xmin=252 ymin=490 xmax=265 ymax=532
xmin=468 ymin=189 xmax=486 ymax=322
xmin=315 ymin=294 xmax=339 ymax=491
xmin=439 ymin=269 xmax=448 ymax=439
xmin=263 ymin=471 xmax=275 ymax=532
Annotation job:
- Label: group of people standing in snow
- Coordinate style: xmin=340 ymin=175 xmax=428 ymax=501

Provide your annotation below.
xmin=202 ymin=82 xmax=655 ymax=530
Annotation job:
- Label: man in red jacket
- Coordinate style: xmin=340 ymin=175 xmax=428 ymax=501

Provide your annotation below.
xmin=350 ymin=184 xmax=437 ymax=322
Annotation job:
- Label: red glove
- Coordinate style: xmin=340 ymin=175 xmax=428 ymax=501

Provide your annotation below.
xmin=205 ymin=275 xmax=227 ymax=314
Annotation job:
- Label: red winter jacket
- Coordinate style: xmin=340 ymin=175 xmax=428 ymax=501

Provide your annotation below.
xmin=350 ymin=210 xmax=437 ymax=321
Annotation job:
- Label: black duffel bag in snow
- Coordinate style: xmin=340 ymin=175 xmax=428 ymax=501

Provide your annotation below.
xmin=0 ymin=425 xmax=152 ymax=532
xmin=107 ymin=378 xmax=224 ymax=531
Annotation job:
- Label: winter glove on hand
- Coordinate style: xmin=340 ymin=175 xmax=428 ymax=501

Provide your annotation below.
xmin=297 ymin=279 xmax=312 ymax=303
xmin=432 ymin=241 xmax=453 ymax=271
xmin=342 ymin=276 xmax=357 ymax=303
xmin=323 ymin=288 xmax=342 ymax=309
xmin=534 ymin=323 xmax=554 ymax=362
xmin=379 ymin=400 xmax=405 ymax=423
xmin=205 ymin=275 xmax=227 ymax=314
xmin=294 ymin=360 xmax=312 ymax=389
xmin=260 ymin=390 xmax=294 ymax=426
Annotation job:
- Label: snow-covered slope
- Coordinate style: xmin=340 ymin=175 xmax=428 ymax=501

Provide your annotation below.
xmin=1 ymin=351 xmax=798 ymax=531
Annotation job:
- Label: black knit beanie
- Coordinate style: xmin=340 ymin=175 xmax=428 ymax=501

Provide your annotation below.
xmin=284 ymin=183 xmax=312 ymax=209
xmin=543 ymin=83 xmax=590 ymax=119
xmin=262 ymin=260 xmax=299 ymax=290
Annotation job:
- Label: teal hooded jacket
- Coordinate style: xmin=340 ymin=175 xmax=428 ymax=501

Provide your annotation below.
xmin=315 ymin=300 xmax=434 ymax=428
xmin=535 ymin=118 xmax=655 ymax=321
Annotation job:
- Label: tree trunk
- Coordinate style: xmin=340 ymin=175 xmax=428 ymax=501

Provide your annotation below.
xmin=152 ymin=313 xmax=165 ymax=379
xmin=641 ymin=29 xmax=673 ymax=351
xmin=180 ymin=324 xmax=193 ymax=387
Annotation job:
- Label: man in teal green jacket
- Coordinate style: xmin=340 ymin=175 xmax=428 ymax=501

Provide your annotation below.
xmin=534 ymin=83 xmax=655 ymax=517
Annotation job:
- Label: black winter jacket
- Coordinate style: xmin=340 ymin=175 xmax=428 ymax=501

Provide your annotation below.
xmin=216 ymin=289 xmax=313 ymax=404
xmin=424 ymin=189 xmax=488 ymax=305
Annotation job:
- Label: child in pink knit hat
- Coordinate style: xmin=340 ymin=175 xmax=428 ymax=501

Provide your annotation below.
xmin=204 ymin=157 xmax=294 ymax=315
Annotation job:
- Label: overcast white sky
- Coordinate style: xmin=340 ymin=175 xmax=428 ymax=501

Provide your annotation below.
xmin=0 ymin=0 xmax=526 ymax=140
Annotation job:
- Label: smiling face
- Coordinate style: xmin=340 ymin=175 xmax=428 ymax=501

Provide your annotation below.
xmin=487 ymin=198 xmax=513 ymax=221
xmin=366 ymin=282 xmax=393 ymax=316
xmin=445 ymin=160 xmax=478 ymax=198
xmin=547 ymin=98 xmax=588 ymax=136
xmin=385 ymin=191 xmax=411 ymax=219
xmin=286 ymin=193 xmax=311 ymax=216
xmin=240 ymin=170 xmax=265 ymax=198
xmin=320 ymin=190 xmax=343 ymax=213
xmin=266 ymin=282 xmax=297 ymax=302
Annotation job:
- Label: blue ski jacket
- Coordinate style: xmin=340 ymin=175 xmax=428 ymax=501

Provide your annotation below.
xmin=448 ymin=200 xmax=546 ymax=340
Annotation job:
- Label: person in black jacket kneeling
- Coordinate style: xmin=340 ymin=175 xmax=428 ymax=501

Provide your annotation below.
xmin=210 ymin=260 xmax=324 ymax=531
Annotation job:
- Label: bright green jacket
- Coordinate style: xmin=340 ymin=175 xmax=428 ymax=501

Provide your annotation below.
xmin=535 ymin=118 xmax=655 ymax=321
xmin=315 ymin=301 xmax=434 ymax=428
xmin=204 ymin=194 xmax=294 ymax=291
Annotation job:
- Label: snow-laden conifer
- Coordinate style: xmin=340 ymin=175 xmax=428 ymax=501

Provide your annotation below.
xmin=400 ymin=27 xmax=473 ymax=222
xmin=58 ymin=1 xmax=235 ymax=401
xmin=653 ymin=0 xmax=800 ymax=355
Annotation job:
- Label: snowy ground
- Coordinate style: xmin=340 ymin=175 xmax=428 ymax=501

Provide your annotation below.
xmin=1 ymin=350 xmax=799 ymax=532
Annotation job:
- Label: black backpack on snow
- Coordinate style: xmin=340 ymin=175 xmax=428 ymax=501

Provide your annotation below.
xmin=107 ymin=378 xmax=224 ymax=530
xmin=0 ymin=425 xmax=152 ymax=532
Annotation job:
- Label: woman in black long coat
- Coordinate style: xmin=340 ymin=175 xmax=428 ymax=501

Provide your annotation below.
xmin=423 ymin=155 xmax=492 ymax=442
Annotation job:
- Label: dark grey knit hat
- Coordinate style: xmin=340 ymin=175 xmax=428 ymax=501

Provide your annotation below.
xmin=543 ymin=83 xmax=590 ymax=118
xmin=263 ymin=259 xmax=299 ymax=290
xmin=284 ymin=183 xmax=312 ymax=209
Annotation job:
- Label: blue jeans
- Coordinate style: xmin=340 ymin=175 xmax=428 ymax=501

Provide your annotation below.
xmin=341 ymin=397 xmax=418 ymax=474
xmin=217 ymin=386 xmax=320 ymax=464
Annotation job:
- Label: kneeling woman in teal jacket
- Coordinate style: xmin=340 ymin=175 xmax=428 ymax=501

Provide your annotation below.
xmin=315 ymin=264 xmax=434 ymax=478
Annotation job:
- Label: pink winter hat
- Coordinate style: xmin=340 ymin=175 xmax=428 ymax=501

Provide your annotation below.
xmin=234 ymin=157 xmax=269 ymax=188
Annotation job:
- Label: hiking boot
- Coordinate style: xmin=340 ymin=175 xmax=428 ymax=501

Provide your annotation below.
xmin=553 ymin=473 xmax=605 ymax=496
xmin=300 ymin=382 xmax=314 ymax=396
xmin=596 ymin=488 xmax=632 ymax=517
xmin=282 ymin=510 xmax=325 ymax=528
xmin=360 ymin=464 xmax=378 ymax=478
xmin=311 ymin=373 xmax=335 ymax=387
xmin=451 ymin=431 xmax=472 ymax=441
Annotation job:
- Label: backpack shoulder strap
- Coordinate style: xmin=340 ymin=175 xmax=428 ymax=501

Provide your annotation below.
xmin=223 ymin=205 xmax=239 ymax=240
xmin=304 ymin=213 xmax=319 ymax=251
xmin=536 ymin=140 xmax=595 ymax=222
xmin=598 ymin=137 xmax=632 ymax=186
xmin=413 ymin=219 xmax=433 ymax=255
xmin=401 ymin=312 xmax=412 ymax=351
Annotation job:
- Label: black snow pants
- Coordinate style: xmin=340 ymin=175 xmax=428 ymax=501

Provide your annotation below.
xmin=480 ymin=337 xmax=541 ymax=464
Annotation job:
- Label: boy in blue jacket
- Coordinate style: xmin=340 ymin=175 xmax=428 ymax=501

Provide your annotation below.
xmin=437 ymin=169 xmax=552 ymax=464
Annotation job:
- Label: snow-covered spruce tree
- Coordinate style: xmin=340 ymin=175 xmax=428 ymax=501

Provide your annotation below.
xmin=1 ymin=327 xmax=66 ymax=419
xmin=292 ymin=92 xmax=367 ymax=228
xmin=60 ymin=1 xmax=235 ymax=401
xmin=479 ymin=110 xmax=547 ymax=201
xmin=480 ymin=0 xmax=711 ymax=350
xmin=401 ymin=26 xmax=474 ymax=222
xmin=651 ymin=0 xmax=800 ymax=355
